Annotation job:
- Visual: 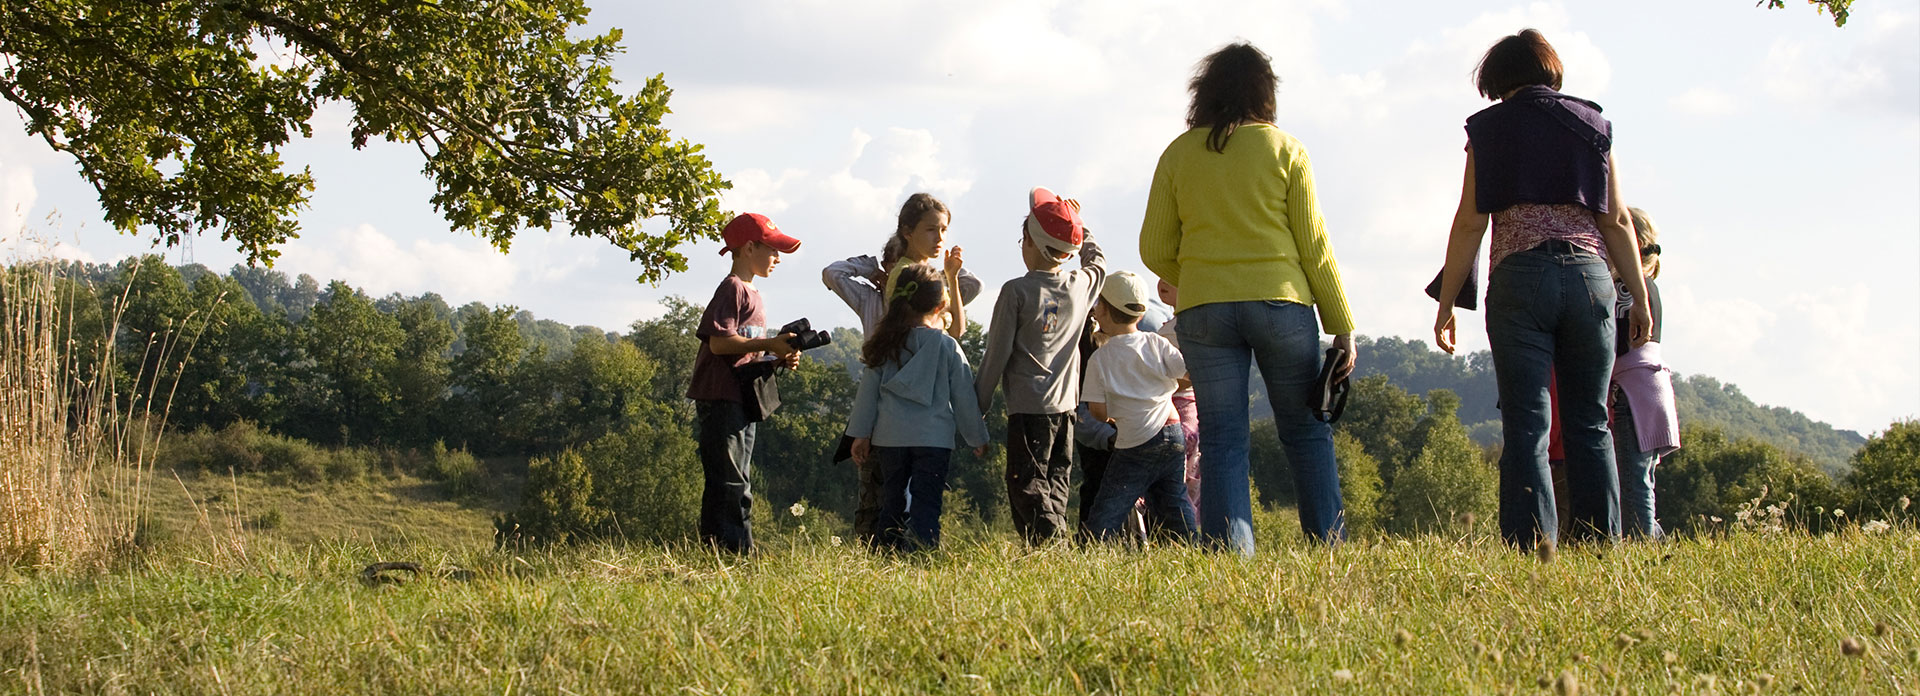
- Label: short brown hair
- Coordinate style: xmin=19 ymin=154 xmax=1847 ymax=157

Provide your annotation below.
xmin=1475 ymin=29 xmax=1563 ymax=100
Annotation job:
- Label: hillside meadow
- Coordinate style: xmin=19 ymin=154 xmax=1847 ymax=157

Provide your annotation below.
xmin=3 ymin=480 xmax=1915 ymax=695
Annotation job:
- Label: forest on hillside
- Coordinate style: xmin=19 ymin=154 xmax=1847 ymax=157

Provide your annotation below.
xmin=17 ymin=258 xmax=1905 ymax=541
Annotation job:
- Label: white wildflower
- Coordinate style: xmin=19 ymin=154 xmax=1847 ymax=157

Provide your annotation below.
xmin=1710 ymin=516 xmax=1723 ymax=524
xmin=1834 ymin=508 xmax=1846 ymax=518
xmin=830 ymin=535 xmax=842 ymax=547
xmin=789 ymin=502 xmax=806 ymax=517
xmin=1901 ymin=496 xmax=1912 ymax=512
xmin=1862 ymin=520 xmax=1892 ymax=535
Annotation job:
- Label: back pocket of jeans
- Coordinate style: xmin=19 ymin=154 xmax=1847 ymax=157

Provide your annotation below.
xmin=1582 ymin=269 xmax=1616 ymax=319
xmin=1487 ymin=265 xmax=1543 ymax=311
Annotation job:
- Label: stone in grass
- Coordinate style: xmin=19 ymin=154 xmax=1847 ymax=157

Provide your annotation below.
xmin=1841 ymin=636 xmax=1867 ymax=657
xmin=1552 ymin=671 xmax=1581 ymax=696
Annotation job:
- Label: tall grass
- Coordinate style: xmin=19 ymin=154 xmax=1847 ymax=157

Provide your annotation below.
xmin=0 ymin=245 xmax=201 ymax=570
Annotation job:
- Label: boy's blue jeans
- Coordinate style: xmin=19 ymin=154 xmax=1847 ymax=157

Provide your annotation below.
xmin=1087 ymin=423 xmax=1195 ymax=541
xmin=874 ymin=446 xmax=952 ymax=551
xmin=1486 ymin=241 xmax=1621 ymax=549
xmin=1178 ymin=300 xmax=1346 ymax=555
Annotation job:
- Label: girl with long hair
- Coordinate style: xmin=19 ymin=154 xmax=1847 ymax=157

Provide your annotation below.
xmin=846 ymin=264 xmax=989 ymax=551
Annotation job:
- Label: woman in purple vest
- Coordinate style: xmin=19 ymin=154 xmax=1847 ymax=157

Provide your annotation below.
xmin=1430 ymin=29 xmax=1652 ymax=550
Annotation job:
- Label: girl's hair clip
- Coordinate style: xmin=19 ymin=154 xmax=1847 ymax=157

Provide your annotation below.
xmin=891 ymin=280 xmax=919 ymax=302
xmin=1640 ymin=244 xmax=1661 ymax=256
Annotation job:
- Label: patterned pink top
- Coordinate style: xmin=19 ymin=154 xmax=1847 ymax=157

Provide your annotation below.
xmin=1489 ymin=203 xmax=1606 ymax=269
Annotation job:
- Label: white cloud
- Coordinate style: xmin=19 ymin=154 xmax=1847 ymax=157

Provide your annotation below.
xmin=1761 ymin=9 xmax=1920 ymax=118
xmin=273 ymin=224 xmax=520 ymax=303
xmin=0 ymin=158 xmax=37 ymax=242
xmin=1669 ymin=87 xmax=1737 ymax=117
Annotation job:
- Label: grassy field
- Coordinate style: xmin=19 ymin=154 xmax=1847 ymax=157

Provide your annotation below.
xmin=3 ymin=488 xmax=1915 ymax=695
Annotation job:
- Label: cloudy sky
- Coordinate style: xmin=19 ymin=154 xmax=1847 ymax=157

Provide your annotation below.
xmin=2 ymin=0 xmax=1915 ymax=435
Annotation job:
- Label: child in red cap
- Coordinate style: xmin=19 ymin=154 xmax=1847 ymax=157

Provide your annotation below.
xmin=975 ymin=187 xmax=1108 ymax=545
xmin=686 ymin=212 xmax=804 ymax=554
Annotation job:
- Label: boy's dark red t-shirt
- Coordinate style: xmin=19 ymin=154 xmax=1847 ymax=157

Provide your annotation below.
xmin=686 ymin=276 xmax=768 ymax=402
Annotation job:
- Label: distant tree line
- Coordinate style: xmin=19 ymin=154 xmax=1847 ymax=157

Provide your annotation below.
xmin=22 ymin=258 xmax=1912 ymax=544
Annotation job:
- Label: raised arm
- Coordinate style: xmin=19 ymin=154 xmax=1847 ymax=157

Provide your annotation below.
xmin=822 ymin=254 xmax=883 ymax=316
xmin=943 ymin=246 xmax=967 ymax=340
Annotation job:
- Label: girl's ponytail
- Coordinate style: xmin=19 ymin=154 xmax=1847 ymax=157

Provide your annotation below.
xmin=861 ymin=263 xmax=947 ymax=369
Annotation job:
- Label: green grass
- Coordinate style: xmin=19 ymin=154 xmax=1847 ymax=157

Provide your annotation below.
xmin=3 ymin=523 xmax=1915 ymax=694
xmin=128 ymin=463 xmax=517 ymax=552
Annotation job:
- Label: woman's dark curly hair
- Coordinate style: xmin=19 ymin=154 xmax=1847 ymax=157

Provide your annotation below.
xmin=1187 ymin=42 xmax=1278 ymax=153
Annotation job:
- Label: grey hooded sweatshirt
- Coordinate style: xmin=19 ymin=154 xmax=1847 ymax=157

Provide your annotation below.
xmin=847 ymin=326 xmax=990 ymax=450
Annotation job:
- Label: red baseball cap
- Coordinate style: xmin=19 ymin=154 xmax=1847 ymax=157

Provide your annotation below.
xmin=719 ymin=213 xmax=802 ymax=256
xmin=1024 ymin=187 xmax=1084 ymax=258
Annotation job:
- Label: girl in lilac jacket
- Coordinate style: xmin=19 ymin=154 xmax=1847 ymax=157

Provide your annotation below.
xmin=1611 ymin=207 xmax=1680 ymax=540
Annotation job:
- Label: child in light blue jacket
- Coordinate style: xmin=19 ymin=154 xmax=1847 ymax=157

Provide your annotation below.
xmin=848 ymin=264 xmax=989 ymax=551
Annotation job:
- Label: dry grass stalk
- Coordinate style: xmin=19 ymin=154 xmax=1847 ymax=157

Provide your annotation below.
xmin=1 ymin=238 xmax=205 ymax=570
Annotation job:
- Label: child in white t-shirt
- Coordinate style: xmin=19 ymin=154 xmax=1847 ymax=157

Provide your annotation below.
xmin=1081 ymin=271 xmax=1196 ymax=541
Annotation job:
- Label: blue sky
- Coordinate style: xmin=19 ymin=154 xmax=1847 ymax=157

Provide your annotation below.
xmin=2 ymin=0 xmax=1915 ymax=434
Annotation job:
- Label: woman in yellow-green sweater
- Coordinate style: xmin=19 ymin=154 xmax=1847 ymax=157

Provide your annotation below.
xmin=1139 ymin=42 xmax=1357 ymax=554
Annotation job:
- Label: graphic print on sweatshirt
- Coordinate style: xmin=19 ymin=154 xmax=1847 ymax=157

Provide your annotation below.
xmin=1040 ymin=297 xmax=1061 ymax=334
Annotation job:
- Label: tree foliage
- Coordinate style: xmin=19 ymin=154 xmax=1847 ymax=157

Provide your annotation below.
xmin=1383 ymin=390 xmax=1496 ymax=535
xmin=0 ymin=0 xmax=729 ymax=282
xmin=1846 ymin=419 xmax=1920 ymax=518
xmin=1657 ymin=424 xmax=1844 ymax=535
xmin=1761 ymin=0 xmax=1853 ymax=27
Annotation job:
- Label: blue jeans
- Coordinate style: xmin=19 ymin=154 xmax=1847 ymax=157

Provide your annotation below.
xmin=874 ymin=446 xmax=952 ymax=551
xmin=1178 ymin=300 xmax=1345 ymax=554
xmin=1612 ymin=386 xmax=1663 ymax=540
xmin=1486 ymin=241 xmax=1621 ymax=548
xmin=1087 ymin=423 xmax=1196 ymax=541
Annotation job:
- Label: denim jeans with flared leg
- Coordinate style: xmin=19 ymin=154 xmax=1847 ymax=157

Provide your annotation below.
xmin=1485 ymin=240 xmax=1622 ymax=549
xmin=1178 ymin=300 xmax=1345 ymax=555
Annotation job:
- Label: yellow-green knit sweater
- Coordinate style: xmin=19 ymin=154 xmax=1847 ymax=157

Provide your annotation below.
xmin=1138 ymin=124 xmax=1355 ymax=335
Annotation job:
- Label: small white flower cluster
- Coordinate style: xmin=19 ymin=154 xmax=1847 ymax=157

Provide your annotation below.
xmin=1861 ymin=520 xmax=1892 ymax=535
xmin=1733 ymin=486 xmax=1788 ymax=535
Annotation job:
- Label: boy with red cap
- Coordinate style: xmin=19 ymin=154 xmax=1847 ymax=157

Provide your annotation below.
xmin=687 ymin=212 xmax=804 ymax=554
xmin=976 ymin=187 xmax=1108 ymax=545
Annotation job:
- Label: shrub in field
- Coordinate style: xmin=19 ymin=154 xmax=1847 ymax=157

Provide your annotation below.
xmin=1333 ymin=432 xmax=1382 ymax=536
xmin=427 ymin=441 xmax=485 ymax=497
xmin=1846 ymin=419 xmax=1919 ymax=519
xmin=498 ymin=408 xmax=699 ymax=545
xmin=499 ymin=450 xmax=606 ymax=545
xmin=1658 ymin=425 xmax=1844 ymax=535
xmin=1383 ymin=393 xmax=1495 ymax=535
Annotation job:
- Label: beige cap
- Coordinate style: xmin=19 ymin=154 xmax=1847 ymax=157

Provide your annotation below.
xmin=1101 ymin=270 xmax=1152 ymax=317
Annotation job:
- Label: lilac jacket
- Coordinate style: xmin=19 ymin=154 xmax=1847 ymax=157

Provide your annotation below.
xmin=1613 ymin=341 xmax=1680 ymax=456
